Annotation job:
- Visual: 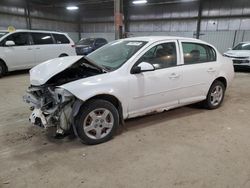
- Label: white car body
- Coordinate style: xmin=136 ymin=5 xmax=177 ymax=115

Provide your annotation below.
xmin=0 ymin=29 xmax=76 ymax=73
xmin=224 ymin=42 xmax=250 ymax=67
xmin=24 ymin=36 xmax=234 ymax=142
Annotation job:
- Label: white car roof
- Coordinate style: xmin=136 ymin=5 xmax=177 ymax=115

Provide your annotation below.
xmin=8 ymin=29 xmax=68 ymax=35
xmin=122 ymin=36 xmax=216 ymax=49
xmin=123 ymin=36 xmax=203 ymax=43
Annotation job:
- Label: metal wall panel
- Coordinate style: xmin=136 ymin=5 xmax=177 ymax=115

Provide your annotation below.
xmin=81 ymin=33 xmax=115 ymax=42
xmin=200 ymin=31 xmax=235 ymax=53
xmin=0 ymin=13 xmax=27 ymax=29
xmin=31 ymin=18 xmax=77 ymax=32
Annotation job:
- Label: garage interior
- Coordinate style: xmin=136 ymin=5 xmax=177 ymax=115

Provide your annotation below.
xmin=0 ymin=0 xmax=250 ymax=187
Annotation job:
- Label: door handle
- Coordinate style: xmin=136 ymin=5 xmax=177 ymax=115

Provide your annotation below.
xmin=169 ymin=73 xmax=180 ymax=79
xmin=36 ymin=47 xmax=40 ymax=50
xmin=207 ymin=68 xmax=216 ymax=73
xmin=27 ymin=48 xmax=32 ymax=50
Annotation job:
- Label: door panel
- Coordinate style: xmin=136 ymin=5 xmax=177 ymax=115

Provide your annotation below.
xmin=178 ymin=41 xmax=219 ymax=104
xmin=2 ymin=32 xmax=35 ymax=70
xmin=128 ymin=67 xmax=182 ymax=117
xmin=127 ymin=40 xmax=182 ymax=117
xmin=31 ymin=33 xmax=56 ymax=66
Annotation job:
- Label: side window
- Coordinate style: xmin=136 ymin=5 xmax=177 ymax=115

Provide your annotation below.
xmin=137 ymin=42 xmax=177 ymax=70
xmin=53 ymin=34 xmax=70 ymax=44
xmin=182 ymin=42 xmax=216 ymax=64
xmin=4 ymin=32 xmax=29 ymax=46
xmin=31 ymin=33 xmax=53 ymax=45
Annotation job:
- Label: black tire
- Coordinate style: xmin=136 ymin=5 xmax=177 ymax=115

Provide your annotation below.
xmin=75 ymin=99 xmax=119 ymax=145
xmin=203 ymin=80 xmax=225 ymax=110
xmin=0 ymin=61 xmax=7 ymax=78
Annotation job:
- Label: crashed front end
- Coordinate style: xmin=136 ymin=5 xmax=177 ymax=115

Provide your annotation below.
xmin=23 ymin=86 xmax=74 ymax=134
xmin=23 ymin=56 xmax=104 ymax=135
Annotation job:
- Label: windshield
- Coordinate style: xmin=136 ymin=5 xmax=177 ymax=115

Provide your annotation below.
xmin=0 ymin=32 xmax=8 ymax=38
xmin=87 ymin=40 xmax=147 ymax=70
xmin=233 ymin=43 xmax=250 ymax=50
xmin=77 ymin=38 xmax=95 ymax=45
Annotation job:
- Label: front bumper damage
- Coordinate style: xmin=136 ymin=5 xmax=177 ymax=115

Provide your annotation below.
xmin=23 ymin=86 xmax=75 ymax=135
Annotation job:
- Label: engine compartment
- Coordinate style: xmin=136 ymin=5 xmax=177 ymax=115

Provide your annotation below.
xmin=45 ymin=61 xmax=104 ymax=86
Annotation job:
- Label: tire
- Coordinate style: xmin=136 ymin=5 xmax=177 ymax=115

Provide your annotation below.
xmin=0 ymin=61 xmax=7 ymax=78
xmin=204 ymin=80 xmax=225 ymax=110
xmin=75 ymin=99 xmax=119 ymax=145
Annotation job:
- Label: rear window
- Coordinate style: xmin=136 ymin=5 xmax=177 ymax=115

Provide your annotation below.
xmin=77 ymin=38 xmax=95 ymax=45
xmin=53 ymin=34 xmax=70 ymax=44
xmin=182 ymin=42 xmax=216 ymax=64
xmin=32 ymin=33 xmax=53 ymax=45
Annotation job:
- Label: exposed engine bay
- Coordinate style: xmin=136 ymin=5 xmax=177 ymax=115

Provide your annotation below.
xmin=23 ymin=57 xmax=105 ymax=135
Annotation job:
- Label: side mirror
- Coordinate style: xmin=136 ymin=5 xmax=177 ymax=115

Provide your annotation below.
xmin=5 ymin=40 xmax=15 ymax=46
xmin=227 ymin=48 xmax=232 ymax=50
xmin=131 ymin=62 xmax=155 ymax=74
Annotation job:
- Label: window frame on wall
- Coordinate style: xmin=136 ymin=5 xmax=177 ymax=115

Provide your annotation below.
xmin=180 ymin=41 xmax=217 ymax=65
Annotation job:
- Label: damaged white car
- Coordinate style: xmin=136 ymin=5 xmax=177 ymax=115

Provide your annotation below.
xmin=24 ymin=36 xmax=234 ymax=145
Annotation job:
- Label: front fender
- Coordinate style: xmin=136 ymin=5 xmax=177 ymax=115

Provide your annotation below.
xmin=59 ymin=74 xmax=129 ymax=118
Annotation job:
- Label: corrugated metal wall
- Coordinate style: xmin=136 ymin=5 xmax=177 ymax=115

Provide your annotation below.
xmin=0 ymin=0 xmax=250 ymax=52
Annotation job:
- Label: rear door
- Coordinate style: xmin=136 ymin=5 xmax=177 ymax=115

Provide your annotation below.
xmin=31 ymin=32 xmax=55 ymax=65
xmin=178 ymin=40 xmax=219 ymax=104
xmin=1 ymin=32 xmax=35 ymax=70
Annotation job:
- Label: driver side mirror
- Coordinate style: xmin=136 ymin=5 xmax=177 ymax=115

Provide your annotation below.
xmin=5 ymin=40 xmax=15 ymax=46
xmin=131 ymin=62 xmax=155 ymax=74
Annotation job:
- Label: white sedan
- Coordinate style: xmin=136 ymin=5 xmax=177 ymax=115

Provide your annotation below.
xmin=24 ymin=36 xmax=234 ymax=145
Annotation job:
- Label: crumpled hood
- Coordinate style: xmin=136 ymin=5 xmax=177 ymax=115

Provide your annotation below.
xmin=30 ymin=56 xmax=83 ymax=86
xmin=224 ymin=50 xmax=250 ymax=58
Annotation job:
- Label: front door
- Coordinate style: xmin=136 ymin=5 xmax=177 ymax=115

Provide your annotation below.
xmin=128 ymin=41 xmax=182 ymax=118
xmin=2 ymin=32 xmax=35 ymax=70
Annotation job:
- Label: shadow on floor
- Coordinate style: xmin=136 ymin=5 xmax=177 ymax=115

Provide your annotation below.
xmin=5 ymin=69 xmax=30 ymax=77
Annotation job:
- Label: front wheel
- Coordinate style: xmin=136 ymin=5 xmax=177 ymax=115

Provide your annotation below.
xmin=203 ymin=80 xmax=225 ymax=109
xmin=75 ymin=99 xmax=119 ymax=145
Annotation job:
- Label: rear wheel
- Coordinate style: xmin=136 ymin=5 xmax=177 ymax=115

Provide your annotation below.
xmin=204 ymin=80 xmax=225 ymax=109
xmin=0 ymin=61 xmax=7 ymax=78
xmin=75 ymin=99 xmax=119 ymax=145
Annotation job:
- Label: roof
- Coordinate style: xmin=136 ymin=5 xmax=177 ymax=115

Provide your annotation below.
xmin=124 ymin=36 xmax=204 ymax=43
xmin=121 ymin=36 xmax=215 ymax=49
xmin=5 ymin=29 xmax=67 ymax=34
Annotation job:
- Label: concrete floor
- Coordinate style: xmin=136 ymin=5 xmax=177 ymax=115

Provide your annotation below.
xmin=0 ymin=71 xmax=250 ymax=188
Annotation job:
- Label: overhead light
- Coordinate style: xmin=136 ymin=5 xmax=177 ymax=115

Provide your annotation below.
xmin=132 ymin=0 xmax=147 ymax=5
xmin=66 ymin=6 xmax=79 ymax=10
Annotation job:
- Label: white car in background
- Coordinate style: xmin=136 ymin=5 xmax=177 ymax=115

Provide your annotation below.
xmin=24 ymin=36 xmax=234 ymax=145
xmin=224 ymin=42 xmax=250 ymax=69
xmin=0 ymin=29 xmax=76 ymax=77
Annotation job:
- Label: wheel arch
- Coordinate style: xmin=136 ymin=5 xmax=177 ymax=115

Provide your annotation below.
xmin=214 ymin=76 xmax=227 ymax=89
xmin=0 ymin=58 xmax=8 ymax=72
xmin=59 ymin=53 xmax=69 ymax=57
xmin=73 ymin=94 xmax=124 ymax=125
